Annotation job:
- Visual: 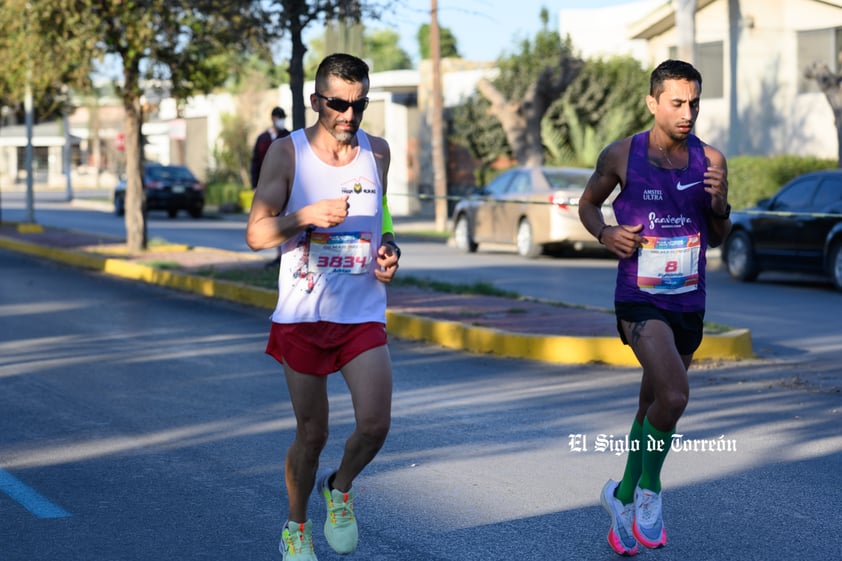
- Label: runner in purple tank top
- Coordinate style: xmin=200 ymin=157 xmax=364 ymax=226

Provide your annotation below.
xmin=578 ymin=60 xmax=732 ymax=556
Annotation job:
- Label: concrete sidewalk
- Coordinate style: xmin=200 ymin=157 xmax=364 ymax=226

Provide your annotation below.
xmin=0 ymin=221 xmax=753 ymax=366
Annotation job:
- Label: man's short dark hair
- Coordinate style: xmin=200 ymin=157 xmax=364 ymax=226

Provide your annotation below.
xmin=315 ymin=53 xmax=369 ymax=93
xmin=650 ymin=59 xmax=703 ymax=99
xmin=271 ymin=106 xmax=285 ymax=119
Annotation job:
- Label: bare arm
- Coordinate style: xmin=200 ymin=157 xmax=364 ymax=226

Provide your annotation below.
xmin=245 ymin=136 xmax=350 ymax=251
xmin=703 ymin=146 xmax=732 ymax=248
xmin=579 ymin=139 xmax=643 ymax=259
xmin=370 ymin=136 xmax=399 ymax=284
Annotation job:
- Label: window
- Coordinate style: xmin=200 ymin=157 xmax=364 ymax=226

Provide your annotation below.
xmin=15 ymin=146 xmax=49 ymax=183
xmin=507 ymin=173 xmax=531 ymax=195
xmin=546 ymin=171 xmax=590 ymax=190
xmin=486 ymin=171 xmax=515 ymax=196
xmin=668 ymin=41 xmax=723 ymax=98
xmin=697 ymin=42 xmax=724 ymax=98
xmin=811 ymin=177 xmax=842 ymax=211
xmin=772 ymin=177 xmax=818 ymax=211
xmin=797 ymin=27 xmax=842 ymax=94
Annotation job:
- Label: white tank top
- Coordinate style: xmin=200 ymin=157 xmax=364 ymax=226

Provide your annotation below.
xmin=271 ymin=129 xmax=386 ymax=324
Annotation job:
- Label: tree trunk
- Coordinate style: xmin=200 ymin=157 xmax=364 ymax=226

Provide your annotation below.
xmin=805 ymin=62 xmax=842 ymax=167
xmin=288 ymin=16 xmax=308 ymax=131
xmin=430 ymin=0 xmax=448 ymax=231
xmin=477 ymin=56 xmax=582 ymax=168
xmin=727 ymin=0 xmax=741 ymax=156
xmin=675 ymin=0 xmax=698 ymax=64
xmin=122 ymin=58 xmax=147 ymax=253
xmin=837 ymin=115 xmax=842 ymax=166
xmin=476 ymin=78 xmax=534 ymax=165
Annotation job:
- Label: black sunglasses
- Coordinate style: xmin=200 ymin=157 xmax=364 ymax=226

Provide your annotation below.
xmin=314 ymin=92 xmax=369 ymax=113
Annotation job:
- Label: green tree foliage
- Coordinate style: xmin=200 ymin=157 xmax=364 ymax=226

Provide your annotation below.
xmin=213 ymin=112 xmax=253 ymax=187
xmin=264 ymin=0 xmax=390 ymax=130
xmin=544 ymin=55 xmax=651 ymax=166
xmin=79 ymin=0 xmax=262 ymax=251
xmin=450 ymin=96 xmax=510 ymax=185
xmin=728 ymin=155 xmax=837 ymax=210
xmin=225 ymin=53 xmax=288 ymax=93
xmin=304 ymin=26 xmax=413 ymax=78
xmin=451 ymin=52 xmax=650 ymax=176
xmin=493 ymin=11 xmax=576 ymax=100
xmin=210 ymin=63 xmax=274 ymax=190
xmin=543 ymin=103 xmax=637 ymax=167
xmin=365 ymin=29 xmax=413 ymax=71
xmin=0 ymin=0 xmax=97 ymax=119
xmin=474 ymin=8 xmax=583 ymax=166
xmin=416 ymin=23 xmax=460 ymax=59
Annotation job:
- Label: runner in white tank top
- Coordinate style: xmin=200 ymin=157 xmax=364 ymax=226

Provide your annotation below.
xmin=271 ymin=127 xmax=386 ymax=324
xmin=245 ymin=53 xmax=400 ymax=561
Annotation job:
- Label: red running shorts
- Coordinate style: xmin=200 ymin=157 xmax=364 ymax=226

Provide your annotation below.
xmin=265 ymin=321 xmax=387 ymax=376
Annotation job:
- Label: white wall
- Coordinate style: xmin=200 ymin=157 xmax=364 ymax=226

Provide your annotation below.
xmin=638 ymin=0 xmax=842 ymax=159
xmin=560 ymin=0 xmax=662 ymax=63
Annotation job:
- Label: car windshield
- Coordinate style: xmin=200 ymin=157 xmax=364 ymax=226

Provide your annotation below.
xmin=544 ymin=170 xmax=590 ymax=191
xmin=147 ymin=166 xmax=195 ymax=182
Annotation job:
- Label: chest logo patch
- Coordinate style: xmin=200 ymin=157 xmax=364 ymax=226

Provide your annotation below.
xmin=676 ymin=180 xmax=702 ymax=191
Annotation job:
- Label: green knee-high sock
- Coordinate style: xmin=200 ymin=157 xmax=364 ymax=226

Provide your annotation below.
xmin=615 ymin=418 xmax=643 ymax=505
xmin=638 ymin=417 xmax=675 ymax=494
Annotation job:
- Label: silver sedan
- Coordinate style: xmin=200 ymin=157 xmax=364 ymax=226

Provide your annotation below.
xmin=451 ymin=166 xmax=617 ymax=258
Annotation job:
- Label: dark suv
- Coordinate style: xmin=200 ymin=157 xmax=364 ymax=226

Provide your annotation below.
xmin=114 ymin=164 xmax=205 ymax=218
xmin=722 ymin=169 xmax=842 ymax=291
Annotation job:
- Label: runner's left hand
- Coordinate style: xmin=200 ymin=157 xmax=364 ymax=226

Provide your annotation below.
xmin=704 ymin=165 xmax=728 ymax=214
xmin=375 ymin=244 xmax=399 ymax=283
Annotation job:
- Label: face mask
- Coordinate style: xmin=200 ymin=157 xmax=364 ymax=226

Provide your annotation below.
xmin=274 ymin=118 xmax=285 ymax=130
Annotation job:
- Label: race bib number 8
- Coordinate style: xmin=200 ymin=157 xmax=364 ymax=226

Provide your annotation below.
xmin=637 ymin=234 xmax=700 ymax=294
xmin=309 ymin=231 xmax=372 ymax=274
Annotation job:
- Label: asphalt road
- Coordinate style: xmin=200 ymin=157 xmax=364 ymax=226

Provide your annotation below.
xmin=2 ymin=248 xmax=841 ymax=560
xmin=3 ymin=190 xmax=842 ymax=374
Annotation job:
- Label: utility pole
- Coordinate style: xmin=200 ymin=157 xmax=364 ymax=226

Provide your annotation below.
xmin=24 ymin=2 xmax=35 ymax=224
xmin=430 ymin=0 xmax=448 ymax=231
xmin=62 ymin=86 xmax=74 ymax=201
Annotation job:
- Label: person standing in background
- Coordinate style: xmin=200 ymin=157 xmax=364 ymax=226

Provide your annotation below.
xmin=251 ymin=106 xmax=291 ymax=190
xmin=252 ymin=107 xmax=291 ymax=265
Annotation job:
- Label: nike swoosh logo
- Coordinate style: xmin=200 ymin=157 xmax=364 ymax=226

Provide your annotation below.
xmin=676 ymin=180 xmax=702 ymax=191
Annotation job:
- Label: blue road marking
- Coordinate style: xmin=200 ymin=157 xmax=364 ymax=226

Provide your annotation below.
xmin=0 ymin=468 xmax=71 ymax=519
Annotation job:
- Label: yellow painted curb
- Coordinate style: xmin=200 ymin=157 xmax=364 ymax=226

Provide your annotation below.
xmin=1 ymin=233 xmax=754 ymax=365
xmin=16 ymin=223 xmax=45 ymax=233
xmin=695 ymin=329 xmax=754 ymax=361
xmin=386 ymin=311 xmax=753 ymax=366
xmin=0 ymin=235 xmax=277 ymax=311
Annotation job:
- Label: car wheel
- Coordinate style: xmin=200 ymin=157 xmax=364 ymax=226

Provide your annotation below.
xmin=167 ymin=208 xmax=179 ymax=219
xmin=114 ymin=193 xmax=125 ymax=216
xmin=724 ymin=230 xmax=759 ymax=282
xmin=188 ymin=206 xmax=203 ymax=219
xmin=454 ymin=214 xmax=478 ymax=253
xmin=829 ymin=241 xmax=842 ymax=292
xmin=516 ymin=219 xmax=542 ymax=258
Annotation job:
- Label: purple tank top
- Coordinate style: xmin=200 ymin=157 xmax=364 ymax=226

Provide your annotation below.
xmin=613 ymin=131 xmax=711 ymax=312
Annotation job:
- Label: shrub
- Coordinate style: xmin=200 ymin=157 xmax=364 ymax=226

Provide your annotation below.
xmin=727 ymin=155 xmax=837 ymax=209
xmin=205 ymin=181 xmax=248 ymax=211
